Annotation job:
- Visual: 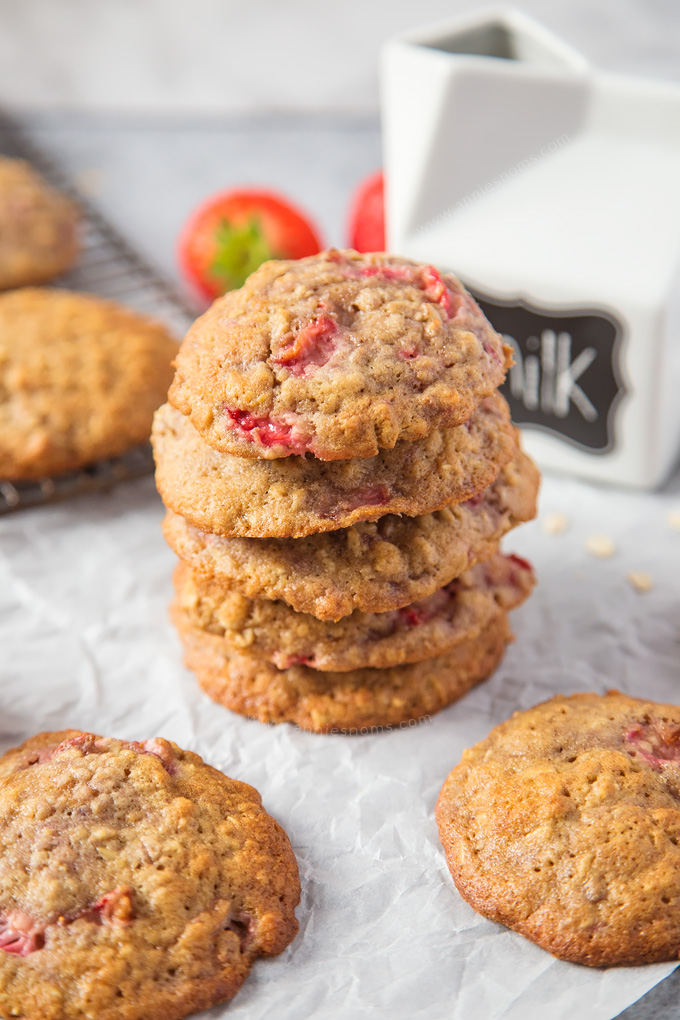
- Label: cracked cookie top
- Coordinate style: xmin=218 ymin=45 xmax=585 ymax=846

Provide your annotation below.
xmin=0 ymin=730 xmax=299 ymax=1020
xmin=168 ymin=249 xmax=511 ymax=461
xmin=436 ymin=691 xmax=680 ymax=967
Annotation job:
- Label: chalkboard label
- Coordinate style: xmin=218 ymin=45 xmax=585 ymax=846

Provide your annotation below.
xmin=471 ymin=290 xmax=626 ymax=453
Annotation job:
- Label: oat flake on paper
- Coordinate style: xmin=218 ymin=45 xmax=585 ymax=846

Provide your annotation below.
xmin=0 ymin=469 xmax=678 ymax=1020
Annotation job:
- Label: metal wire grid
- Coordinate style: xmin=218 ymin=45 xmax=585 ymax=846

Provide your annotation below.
xmin=0 ymin=111 xmax=195 ymax=515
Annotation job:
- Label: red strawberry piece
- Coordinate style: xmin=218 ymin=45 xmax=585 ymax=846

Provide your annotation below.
xmin=399 ymin=606 xmax=427 ymax=628
xmin=0 ymin=912 xmax=45 ymax=956
xmin=29 ymin=734 xmax=178 ymax=775
xmin=625 ymin=723 xmax=680 ymax=769
xmin=26 ymin=733 xmax=99 ymax=766
xmin=273 ymin=653 xmax=315 ymax=669
xmin=464 ymin=491 xmax=485 ymax=508
xmin=358 ymin=262 xmax=452 ymax=318
xmin=138 ymin=738 xmax=178 ymax=775
xmin=54 ymin=733 xmax=98 ymax=756
xmin=317 ymin=484 xmax=391 ymax=521
xmin=339 ymin=485 xmax=391 ymax=513
xmin=92 ymin=887 xmax=134 ymax=927
xmin=359 ymin=264 xmax=412 ymax=283
xmin=507 ymin=553 xmax=533 ymax=573
xmin=273 ymin=314 xmax=340 ymax=376
xmin=483 ymin=339 xmax=502 ymax=364
xmin=420 ymin=265 xmax=452 ymax=316
xmin=397 ymin=586 xmax=455 ymax=628
xmin=225 ymin=408 xmax=311 ymax=455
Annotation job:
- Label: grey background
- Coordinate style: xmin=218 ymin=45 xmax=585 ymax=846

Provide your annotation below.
xmin=0 ymin=0 xmax=679 ymax=113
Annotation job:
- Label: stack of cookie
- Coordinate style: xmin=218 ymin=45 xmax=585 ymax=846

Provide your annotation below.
xmin=152 ymin=250 xmax=539 ymax=733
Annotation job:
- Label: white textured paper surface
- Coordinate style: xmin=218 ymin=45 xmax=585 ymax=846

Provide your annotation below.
xmin=0 ymin=466 xmax=678 ymax=1019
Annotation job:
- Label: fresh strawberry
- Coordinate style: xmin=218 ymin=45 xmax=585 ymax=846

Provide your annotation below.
xmin=348 ymin=170 xmax=385 ymax=252
xmin=178 ymin=189 xmax=323 ymax=300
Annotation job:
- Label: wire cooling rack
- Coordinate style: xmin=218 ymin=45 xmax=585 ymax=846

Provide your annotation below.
xmin=0 ymin=110 xmax=195 ymax=515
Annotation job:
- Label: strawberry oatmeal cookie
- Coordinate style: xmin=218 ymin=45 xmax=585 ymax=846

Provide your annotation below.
xmin=174 ymin=551 xmax=535 ymax=672
xmin=152 ymin=394 xmax=516 ymax=538
xmin=168 ymin=249 xmax=512 ymax=461
xmin=436 ymin=692 xmax=680 ymax=966
xmin=0 ymin=730 xmax=299 ymax=1019
xmin=173 ymin=602 xmax=515 ymax=733
xmin=154 ymin=245 xmax=539 ymax=731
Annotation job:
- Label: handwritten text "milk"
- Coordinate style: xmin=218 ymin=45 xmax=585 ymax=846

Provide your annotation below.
xmin=506 ymin=330 xmax=597 ymax=421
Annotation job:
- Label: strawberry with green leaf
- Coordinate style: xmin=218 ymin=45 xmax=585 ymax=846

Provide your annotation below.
xmin=178 ymin=189 xmax=323 ymax=301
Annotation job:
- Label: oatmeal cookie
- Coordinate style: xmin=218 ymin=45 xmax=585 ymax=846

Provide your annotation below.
xmin=0 ymin=157 xmax=79 ymax=290
xmin=172 ymin=602 xmax=514 ymax=732
xmin=436 ymin=691 xmax=680 ymax=967
xmin=152 ymin=394 xmax=515 ymax=539
xmin=168 ymin=249 xmax=511 ymax=461
xmin=174 ymin=551 xmax=534 ymax=672
xmin=0 ymin=730 xmax=299 ymax=1019
xmin=162 ymin=446 xmax=538 ymax=620
xmin=0 ymin=289 xmax=176 ymax=479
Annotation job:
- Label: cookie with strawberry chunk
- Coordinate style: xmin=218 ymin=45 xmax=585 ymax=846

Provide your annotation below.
xmin=172 ymin=602 xmax=514 ymax=733
xmin=436 ymin=692 xmax=680 ymax=966
xmin=162 ymin=445 xmax=538 ymax=621
xmin=0 ymin=730 xmax=299 ymax=1019
xmin=168 ymin=249 xmax=511 ymax=461
xmin=174 ymin=550 xmax=534 ymax=672
xmin=152 ymin=393 xmax=516 ymax=539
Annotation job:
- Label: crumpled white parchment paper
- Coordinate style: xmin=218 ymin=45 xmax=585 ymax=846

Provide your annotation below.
xmin=0 ymin=463 xmax=678 ymax=1020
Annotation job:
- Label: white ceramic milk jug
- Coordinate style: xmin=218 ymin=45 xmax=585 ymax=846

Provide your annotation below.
xmin=381 ymin=7 xmax=680 ymax=488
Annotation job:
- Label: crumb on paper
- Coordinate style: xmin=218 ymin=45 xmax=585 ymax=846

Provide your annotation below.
xmin=667 ymin=509 xmax=680 ymax=531
xmin=585 ymin=534 xmax=616 ymax=558
xmin=627 ymin=571 xmax=653 ymax=593
xmin=541 ymin=512 xmax=569 ymax=535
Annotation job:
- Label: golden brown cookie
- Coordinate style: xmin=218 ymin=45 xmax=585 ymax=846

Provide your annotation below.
xmin=168 ymin=249 xmax=511 ymax=461
xmin=172 ymin=601 xmax=515 ymax=733
xmin=0 ymin=729 xmax=299 ymax=1019
xmin=0 ymin=289 xmax=177 ymax=479
xmin=174 ymin=551 xmax=534 ymax=672
xmin=0 ymin=157 xmax=79 ymax=290
xmin=436 ymin=691 xmax=680 ymax=967
xmin=162 ymin=446 xmax=539 ymax=621
xmin=152 ymin=394 xmax=516 ymax=539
